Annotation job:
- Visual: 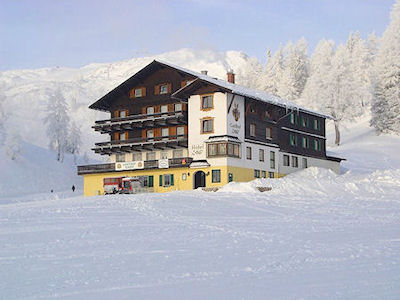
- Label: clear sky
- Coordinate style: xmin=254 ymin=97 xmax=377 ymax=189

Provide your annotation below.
xmin=0 ymin=0 xmax=395 ymax=71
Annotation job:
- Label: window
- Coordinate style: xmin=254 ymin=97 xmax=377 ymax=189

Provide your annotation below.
xmin=270 ymin=151 xmax=275 ymax=169
xmin=302 ymin=158 xmax=308 ymax=168
xmin=269 ymin=172 xmax=274 ymax=178
xmin=162 ymin=174 xmax=174 ymax=187
xmin=302 ymin=136 xmax=309 ymax=148
xmin=301 ymin=116 xmax=309 ymax=127
xmin=246 ymin=147 xmax=252 ymax=160
xmin=254 ymin=169 xmax=260 ymax=178
xmin=292 ymin=156 xmax=298 ymax=168
xmin=160 ymin=84 xmax=168 ymax=94
xmin=313 ymin=119 xmax=321 ymax=130
xmin=134 ymin=88 xmax=143 ymax=97
xmin=161 ymin=128 xmax=169 ymax=138
xmin=132 ymin=152 xmax=142 ymax=161
xmin=177 ymin=126 xmax=185 ymax=136
xmin=161 ymin=151 xmax=168 ymax=159
xmin=146 ymin=152 xmax=156 ymax=160
xmin=249 ymin=105 xmax=257 ymax=113
xmin=182 ymin=173 xmax=187 ymax=181
xmin=146 ymin=106 xmax=154 ymax=115
xmin=212 ymin=170 xmax=221 ymax=183
xmin=289 ymin=133 xmax=298 ymax=146
xmin=202 ymin=118 xmax=213 ymax=133
xmin=313 ymin=139 xmax=322 ymax=151
xmin=175 ymin=103 xmax=182 ymax=111
xmin=261 ymin=171 xmax=266 ymax=178
xmin=290 ymin=112 xmax=298 ymax=125
xmin=266 ymin=127 xmax=272 ymax=139
xmin=283 ymin=154 xmax=290 ymax=166
xmin=250 ymin=124 xmax=256 ymax=137
xmin=161 ymin=105 xmax=168 ymax=113
xmin=120 ymin=132 xmax=128 ymax=140
xmin=116 ymin=153 xmax=125 ymax=162
xmin=173 ymin=149 xmax=183 ymax=158
xmin=146 ymin=130 xmax=154 ymax=138
xmin=265 ymin=109 xmax=273 ymax=119
xmin=208 ymin=143 xmax=239 ymax=158
xmin=201 ymin=95 xmax=213 ymax=110
xmin=259 ymin=149 xmax=264 ymax=162
xmin=119 ymin=110 xmax=127 ymax=118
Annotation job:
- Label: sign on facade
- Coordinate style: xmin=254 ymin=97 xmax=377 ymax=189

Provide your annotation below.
xmin=115 ymin=161 xmax=144 ymax=171
xmin=158 ymin=159 xmax=169 ymax=169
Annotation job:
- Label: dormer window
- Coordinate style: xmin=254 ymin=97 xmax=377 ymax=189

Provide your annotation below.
xmin=160 ymin=84 xmax=168 ymax=94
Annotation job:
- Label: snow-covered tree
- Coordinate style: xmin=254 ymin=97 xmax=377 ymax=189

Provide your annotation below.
xmin=301 ymin=39 xmax=335 ymax=109
xmin=43 ymin=89 xmax=70 ymax=162
xmin=371 ymin=0 xmax=400 ymax=134
xmin=259 ymin=46 xmax=285 ymax=96
xmin=66 ymin=121 xmax=82 ymax=164
xmin=278 ymin=38 xmax=309 ymax=101
xmin=4 ymin=130 xmax=22 ymax=161
xmin=236 ymin=57 xmax=263 ymax=90
xmin=0 ymin=92 xmax=6 ymax=145
xmin=324 ymin=44 xmax=361 ymax=145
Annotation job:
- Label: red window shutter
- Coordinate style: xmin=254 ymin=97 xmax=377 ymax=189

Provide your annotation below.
xmin=167 ymin=83 xmax=172 ymax=93
xmin=114 ymin=132 xmax=119 ymax=140
xmin=154 ymin=84 xmax=159 ymax=95
xmin=129 ymin=89 xmax=135 ymax=98
xmin=142 ymin=87 xmax=146 ymax=96
xmin=114 ymin=111 xmax=119 ymax=118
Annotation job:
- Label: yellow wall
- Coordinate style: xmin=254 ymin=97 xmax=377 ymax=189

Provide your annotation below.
xmin=82 ymin=166 xmax=283 ymax=196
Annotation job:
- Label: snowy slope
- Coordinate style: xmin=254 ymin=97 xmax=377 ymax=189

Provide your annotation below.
xmin=0 ymin=48 xmax=261 ymax=157
xmin=0 ymin=167 xmax=399 ymax=299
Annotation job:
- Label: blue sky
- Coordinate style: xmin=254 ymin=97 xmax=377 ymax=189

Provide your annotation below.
xmin=0 ymin=0 xmax=394 ymax=70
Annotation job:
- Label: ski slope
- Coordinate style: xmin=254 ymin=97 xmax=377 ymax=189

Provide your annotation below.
xmin=1 ymin=117 xmax=400 ymax=299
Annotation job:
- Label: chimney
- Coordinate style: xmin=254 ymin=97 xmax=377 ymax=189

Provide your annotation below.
xmin=201 ymin=70 xmax=208 ymax=75
xmin=227 ymin=69 xmax=235 ymax=84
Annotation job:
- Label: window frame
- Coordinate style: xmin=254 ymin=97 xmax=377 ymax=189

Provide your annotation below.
xmin=159 ymin=84 xmax=168 ymax=94
xmin=246 ymin=146 xmax=252 ymax=160
xmin=250 ymin=123 xmax=256 ymax=137
xmin=212 ymin=170 xmax=221 ymax=183
xmin=266 ymin=127 xmax=273 ymax=139
xmin=201 ymin=117 xmax=214 ymax=134
xmin=259 ymin=149 xmax=265 ymax=162
xmin=201 ymin=94 xmax=214 ymax=111
xmin=270 ymin=151 xmax=275 ymax=169
xmin=283 ymin=154 xmax=290 ymax=167
xmin=291 ymin=156 xmax=298 ymax=168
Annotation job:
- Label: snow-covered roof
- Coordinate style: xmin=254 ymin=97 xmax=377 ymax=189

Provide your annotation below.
xmin=158 ymin=60 xmax=333 ymax=119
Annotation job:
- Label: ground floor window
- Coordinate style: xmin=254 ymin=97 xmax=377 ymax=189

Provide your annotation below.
xmin=261 ymin=171 xmax=266 ymax=178
xmin=254 ymin=169 xmax=260 ymax=178
xmin=283 ymin=154 xmax=290 ymax=166
xmin=212 ymin=170 xmax=221 ymax=183
xmin=269 ymin=172 xmax=274 ymax=178
xmin=292 ymin=156 xmax=298 ymax=168
xmin=270 ymin=151 xmax=275 ymax=169
xmin=302 ymin=158 xmax=308 ymax=168
xmin=143 ymin=176 xmax=154 ymax=187
xmin=159 ymin=174 xmax=174 ymax=187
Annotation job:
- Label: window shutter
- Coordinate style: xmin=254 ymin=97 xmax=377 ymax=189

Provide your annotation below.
xmin=167 ymin=83 xmax=172 ymax=93
xmin=129 ymin=89 xmax=135 ymax=98
xmin=114 ymin=132 xmax=119 ymax=140
xmin=181 ymin=81 xmax=186 ymax=88
xmin=148 ymin=176 xmax=154 ymax=187
xmin=154 ymin=84 xmax=160 ymax=95
xmin=141 ymin=87 xmax=146 ymax=97
xmin=170 ymin=174 xmax=174 ymax=186
xmin=114 ymin=111 xmax=119 ymax=118
xmin=159 ymin=175 xmax=163 ymax=186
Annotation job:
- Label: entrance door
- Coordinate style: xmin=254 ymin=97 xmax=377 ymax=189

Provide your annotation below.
xmin=194 ymin=171 xmax=206 ymax=189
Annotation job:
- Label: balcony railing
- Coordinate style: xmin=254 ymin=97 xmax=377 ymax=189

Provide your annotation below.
xmin=93 ymin=134 xmax=188 ymax=155
xmin=77 ymin=157 xmax=193 ymax=175
xmin=93 ymin=111 xmax=187 ymax=133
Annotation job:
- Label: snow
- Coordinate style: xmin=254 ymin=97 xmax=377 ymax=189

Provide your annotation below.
xmin=1 ymin=116 xmax=400 ymax=299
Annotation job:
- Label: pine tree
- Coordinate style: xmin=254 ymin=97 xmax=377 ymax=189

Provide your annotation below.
xmin=301 ymin=39 xmax=335 ymax=109
xmin=278 ymin=38 xmax=309 ymax=101
xmin=43 ymin=89 xmax=70 ymax=162
xmin=259 ymin=45 xmax=285 ymax=96
xmin=371 ymin=0 xmax=400 ymax=134
xmin=67 ymin=121 xmax=82 ymax=164
xmin=5 ymin=130 xmax=22 ymax=161
xmin=236 ymin=57 xmax=263 ymax=90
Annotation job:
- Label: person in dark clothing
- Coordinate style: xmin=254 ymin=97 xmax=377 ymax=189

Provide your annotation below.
xmin=72 ymin=185 xmax=75 ymax=192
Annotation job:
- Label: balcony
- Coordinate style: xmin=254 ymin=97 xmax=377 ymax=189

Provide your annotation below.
xmin=77 ymin=157 xmax=193 ymax=175
xmin=92 ymin=134 xmax=188 ymax=155
xmin=93 ymin=111 xmax=187 ymax=133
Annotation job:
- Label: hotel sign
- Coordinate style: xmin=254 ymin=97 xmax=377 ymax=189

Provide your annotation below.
xmin=115 ymin=161 xmax=144 ymax=171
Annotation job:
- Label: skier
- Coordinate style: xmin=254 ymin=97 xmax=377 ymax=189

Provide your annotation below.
xmin=72 ymin=185 xmax=75 ymax=192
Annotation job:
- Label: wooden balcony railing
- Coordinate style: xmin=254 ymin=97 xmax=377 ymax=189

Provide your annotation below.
xmin=77 ymin=157 xmax=193 ymax=175
xmin=93 ymin=111 xmax=187 ymax=133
